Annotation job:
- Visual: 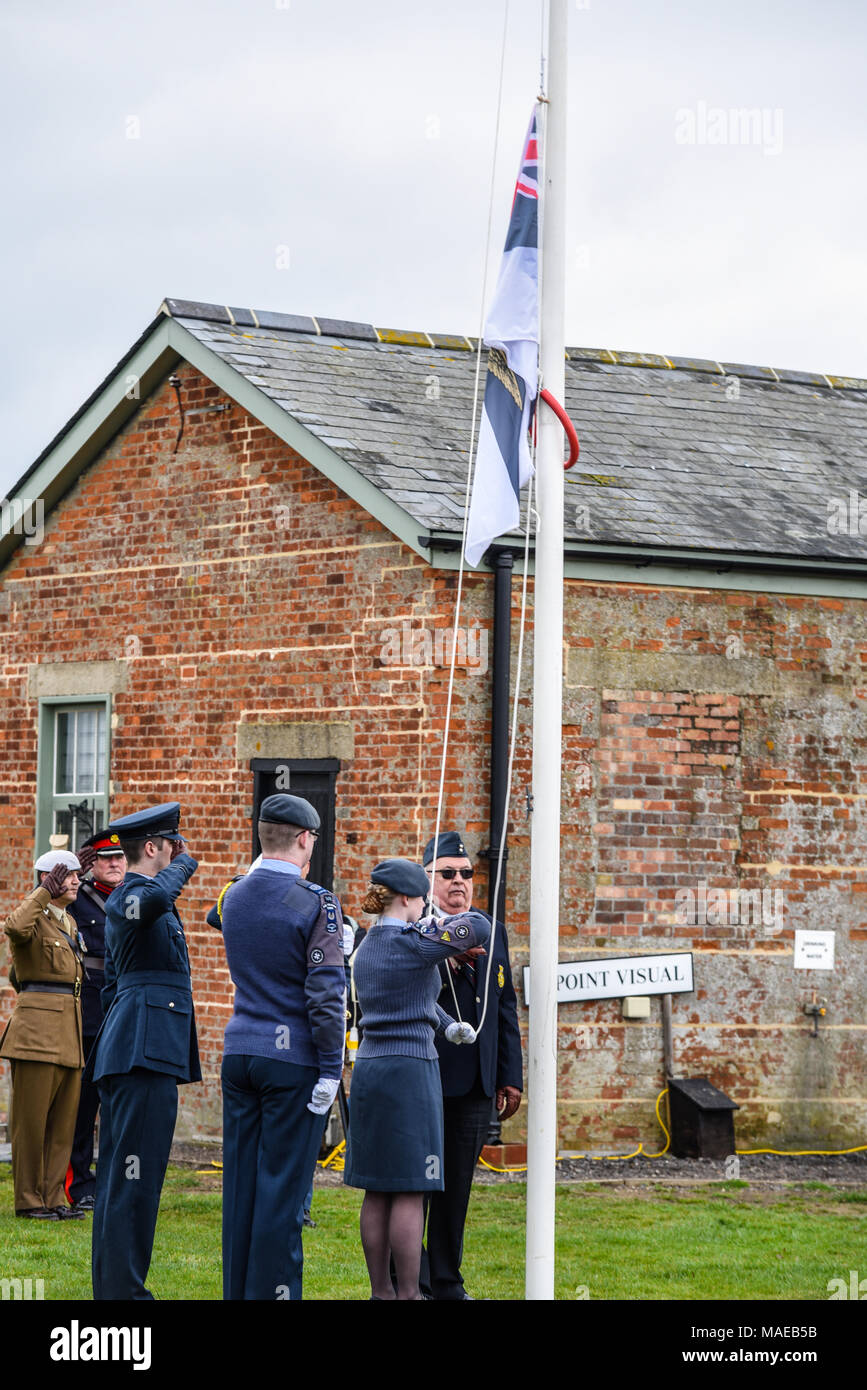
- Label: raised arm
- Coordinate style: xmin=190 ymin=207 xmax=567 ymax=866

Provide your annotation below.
xmin=407 ymin=911 xmax=492 ymax=963
xmin=120 ymin=854 xmax=198 ymax=927
xmin=4 ymin=887 xmax=52 ymax=944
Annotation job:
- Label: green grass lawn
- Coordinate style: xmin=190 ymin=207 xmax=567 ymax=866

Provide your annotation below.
xmin=1 ymin=1165 xmax=864 ymax=1301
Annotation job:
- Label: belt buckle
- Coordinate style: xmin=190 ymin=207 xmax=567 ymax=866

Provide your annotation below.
xmin=73 ymin=979 xmax=81 ymax=999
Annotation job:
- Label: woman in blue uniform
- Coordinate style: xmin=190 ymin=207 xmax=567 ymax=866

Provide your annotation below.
xmin=344 ymin=858 xmax=490 ymax=1301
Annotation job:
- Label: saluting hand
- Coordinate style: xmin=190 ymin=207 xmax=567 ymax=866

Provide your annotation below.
xmin=77 ymin=844 xmax=98 ymax=874
xmin=170 ymin=838 xmax=187 ymax=861
xmin=42 ymin=862 xmax=72 ymax=899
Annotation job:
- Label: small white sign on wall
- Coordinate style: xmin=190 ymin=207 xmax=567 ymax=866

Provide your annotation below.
xmin=793 ymin=930 xmax=835 ymax=971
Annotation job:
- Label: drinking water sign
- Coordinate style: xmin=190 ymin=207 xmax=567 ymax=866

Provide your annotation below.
xmin=523 ymin=952 xmax=694 ymax=1004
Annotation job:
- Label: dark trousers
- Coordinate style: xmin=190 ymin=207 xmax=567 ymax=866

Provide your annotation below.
xmin=92 ymin=1070 xmax=178 ymax=1301
xmin=68 ymin=1034 xmax=100 ymax=1202
xmin=423 ymin=1086 xmax=492 ymax=1300
xmin=221 ymin=1053 xmax=321 ymax=1301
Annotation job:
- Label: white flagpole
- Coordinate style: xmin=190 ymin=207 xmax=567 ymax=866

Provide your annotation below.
xmin=526 ymin=0 xmax=567 ymax=1301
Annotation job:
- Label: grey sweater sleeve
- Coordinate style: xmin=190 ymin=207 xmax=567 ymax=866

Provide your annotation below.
xmin=408 ymin=912 xmax=492 ymax=962
xmin=303 ymin=890 xmax=347 ymax=1080
xmin=433 ymin=1001 xmax=456 ymax=1035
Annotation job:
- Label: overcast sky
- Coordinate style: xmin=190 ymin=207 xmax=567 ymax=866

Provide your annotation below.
xmin=2 ymin=0 xmax=864 ymax=498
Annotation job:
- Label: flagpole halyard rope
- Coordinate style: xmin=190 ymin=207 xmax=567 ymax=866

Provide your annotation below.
xmin=436 ymin=91 xmax=545 ymax=1043
xmin=473 ymin=463 xmax=535 ymax=1039
xmin=428 ymin=0 xmax=511 ymax=977
xmin=431 ymin=15 xmax=547 ymax=1062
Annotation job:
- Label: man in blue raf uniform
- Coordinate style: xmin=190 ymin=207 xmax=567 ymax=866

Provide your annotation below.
xmin=423 ymin=830 xmax=523 ymax=1301
xmin=210 ymin=794 xmax=346 ymax=1300
xmin=89 ymin=803 xmax=200 ymax=1300
xmin=65 ymin=829 xmax=126 ymax=1212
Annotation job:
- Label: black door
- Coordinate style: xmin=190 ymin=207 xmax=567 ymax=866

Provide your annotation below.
xmin=250 ymin=759 xmax=338 ymax=890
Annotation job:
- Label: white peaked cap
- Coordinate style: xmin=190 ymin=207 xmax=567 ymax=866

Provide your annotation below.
xmin=35 ymin=849 xmax=82 ymax=873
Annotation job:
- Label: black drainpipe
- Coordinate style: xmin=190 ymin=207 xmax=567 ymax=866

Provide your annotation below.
xmin=484 ymin=548 xmax=514 ymax=1147
xmin=486 ymin=549 xmax=514 ymax=924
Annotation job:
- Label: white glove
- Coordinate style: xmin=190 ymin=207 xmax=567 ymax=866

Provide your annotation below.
xmin=307 ymin=1077 xmax=341 ymax=1114
xmin=445 ymin=1021 xmax=478 ymax=1046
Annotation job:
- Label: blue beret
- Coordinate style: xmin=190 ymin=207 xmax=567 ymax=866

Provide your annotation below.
xmin=422 ymin=831 xmax=469 ymax=866
xmin=259 ymin=794 xmax=320 ymax=831
xmin=107 ymin=802 xmax=183 ymax=841
xmin=371 ymin=858 xmax=430 ymax=898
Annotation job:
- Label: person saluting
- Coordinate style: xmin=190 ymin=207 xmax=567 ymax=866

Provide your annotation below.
xmin=344 ymin=858 xmax=490 ymax=1301
xmin=1 ymin=850 xmax=86 ymax=1220
xmin=89 ymin=802 xmax=199 ymax=1301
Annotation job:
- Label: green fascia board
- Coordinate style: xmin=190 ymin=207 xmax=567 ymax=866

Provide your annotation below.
xmin=559 ymin=554 xmax=867 ymax=599
xmin=426 ymin=536 xmax=867 ymax=599
xmin=161 ymin=320 xmax=432 ymax=563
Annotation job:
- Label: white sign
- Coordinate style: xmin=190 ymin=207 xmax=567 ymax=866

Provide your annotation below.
xmin=794 ymin=930 xmax=835 ymax=971
xmin=523 ymin=952 xmax=694 ymax=1004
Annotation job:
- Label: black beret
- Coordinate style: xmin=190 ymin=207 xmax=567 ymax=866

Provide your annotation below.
xmin=422 ymin=831 xmax=469 ymax=866
xmin=370 ymin=858 xmax=430 ymax=898
xmin=107 ymin=802 xmax=183 ymax=841
xmin=259 ymin=794 xmax=320 ymax=831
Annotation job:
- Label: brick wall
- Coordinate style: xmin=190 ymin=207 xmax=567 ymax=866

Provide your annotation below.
xmin=1 ymin=362 xmax=864 ymax=1149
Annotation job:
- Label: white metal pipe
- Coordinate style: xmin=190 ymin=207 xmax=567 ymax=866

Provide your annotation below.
xmin=526 ymin=0 xmax=568 ymax=1303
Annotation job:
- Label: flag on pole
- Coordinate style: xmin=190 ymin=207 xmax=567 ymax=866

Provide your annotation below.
xmin=464 ymin=108 xmax=540 ymax=568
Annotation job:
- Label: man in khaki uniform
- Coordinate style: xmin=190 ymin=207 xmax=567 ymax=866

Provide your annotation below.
xmin=1 ymin=850 xmax=86 ymax=1219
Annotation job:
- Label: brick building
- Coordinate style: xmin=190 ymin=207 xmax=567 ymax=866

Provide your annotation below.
xmin=2 ymin=297 xmax=865 ymax=1147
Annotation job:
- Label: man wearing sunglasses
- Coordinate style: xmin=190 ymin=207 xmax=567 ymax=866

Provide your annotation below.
xmin=422 ymin=830 xmax=523 ymax=1300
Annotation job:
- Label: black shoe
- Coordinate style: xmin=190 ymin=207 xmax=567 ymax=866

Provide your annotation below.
xmin=16 ymin=1207 xmax=60 ymax=1220
xmin=53 ymin=1205 xmax=86 ymax=1220
xmin=71 ymin=1195 xmax=95 ymax=1212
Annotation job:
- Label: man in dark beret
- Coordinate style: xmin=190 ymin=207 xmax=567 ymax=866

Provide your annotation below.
xmin=214 ymin=794 xmax=347 ymax=1300
xmin=89 ymin=802 xmax=199 ymax=1300
xmin=422 ymin=829 xmax=523 ymax=1300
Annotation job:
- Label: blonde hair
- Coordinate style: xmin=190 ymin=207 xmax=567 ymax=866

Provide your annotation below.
xmin=360 ymin=882 xmax=395 ymax=915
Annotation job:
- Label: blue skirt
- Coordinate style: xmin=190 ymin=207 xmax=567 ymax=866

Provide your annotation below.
xmin=344 ymin=1056 xmax=444 ymax=1192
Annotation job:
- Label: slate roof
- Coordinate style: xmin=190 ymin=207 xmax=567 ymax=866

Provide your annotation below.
xmin=160 ymin=299 xmax=867 ymax=563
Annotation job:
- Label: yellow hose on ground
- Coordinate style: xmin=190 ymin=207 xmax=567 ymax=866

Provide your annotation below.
xmin=477 ymin=1087 xmax=867 ymax=1172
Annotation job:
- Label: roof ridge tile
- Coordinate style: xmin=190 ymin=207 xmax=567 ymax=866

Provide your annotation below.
xmin=159 ymin=299 xmax=867 ymax=391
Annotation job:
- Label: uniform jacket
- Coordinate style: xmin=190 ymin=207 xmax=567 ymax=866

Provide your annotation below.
xmin=68 ymin=880 xmax=109 ymax=1036
xmin=0 ymin=886 xmax=85 ymax=1068
xmin=89 ymin=855 xmax=201 ymax=1085
xmin=217 ymin=868 xmax=347 ymax=1080
xmin=434 ymin=912 xmax=523 ymax=1098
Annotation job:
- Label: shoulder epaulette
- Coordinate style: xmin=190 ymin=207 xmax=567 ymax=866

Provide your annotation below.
xmin=216 ymin=874 xmax=244 ymax=921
